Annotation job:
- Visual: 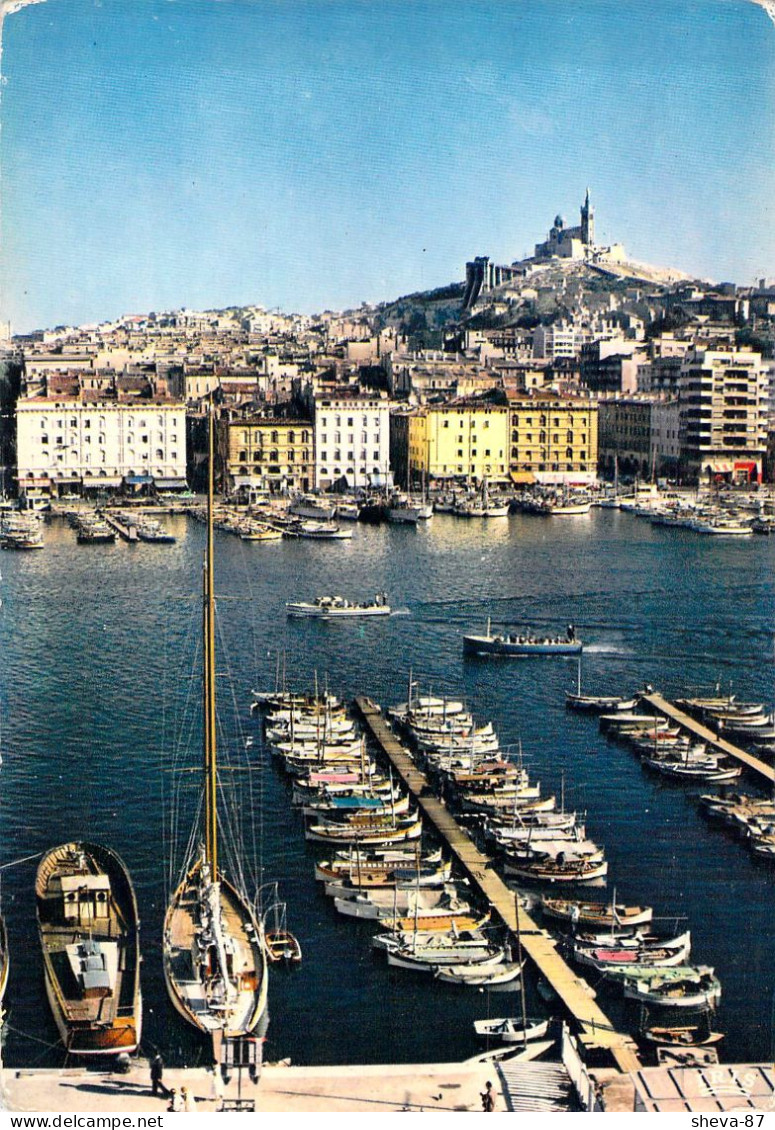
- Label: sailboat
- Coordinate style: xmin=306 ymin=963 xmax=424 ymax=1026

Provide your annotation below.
xmin=163 ymin=411 xmax=268 ymax=1047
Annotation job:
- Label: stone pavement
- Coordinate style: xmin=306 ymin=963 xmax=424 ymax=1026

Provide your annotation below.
xmin=3 ymin=1059 xmax=504 ymax=1113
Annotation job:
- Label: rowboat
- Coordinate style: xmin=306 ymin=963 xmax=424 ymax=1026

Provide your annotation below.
xmin=504 ymin=855 xmax=608 ymax=884
xmin=473 ymin=1017 xmax=551 ymax=1044
xmin=386 ymin=944 xmax=507 ymax=973
xmin=641 ymin=1026 xmax=724 ymax=1047
xmin=619 ymin=966 xmax=721 ymax=1009
xmin=566 ymin=693 xmax=637 ymax=713
xmin=541 ymin=897 xmax=653 ymax=929
xmin=305 ymin=816 xmax=423 ymax=846
xmin=571 ymin=930 xmax=692 ymax=971
xmin=434 ymin=961 xmax=523 ymax=988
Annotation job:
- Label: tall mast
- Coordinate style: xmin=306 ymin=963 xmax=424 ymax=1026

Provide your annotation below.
xmin=204 ymin=408 xmax=218 ymax=881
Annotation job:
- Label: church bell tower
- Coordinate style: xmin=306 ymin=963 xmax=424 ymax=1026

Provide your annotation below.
xmin=581 ymin=187 xmax=594 ymax=245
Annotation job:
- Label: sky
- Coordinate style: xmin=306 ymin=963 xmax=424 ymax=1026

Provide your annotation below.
xmin=0 ymin=0 xmax=774 ymax=332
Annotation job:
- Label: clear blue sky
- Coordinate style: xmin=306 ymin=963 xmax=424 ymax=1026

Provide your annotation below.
xmin=1 ymin=0 xmax=774 ymax=331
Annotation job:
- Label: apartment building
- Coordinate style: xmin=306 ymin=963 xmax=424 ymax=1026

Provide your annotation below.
xmin=16 ymin=398 xmax=187 ymax=495
xmin=407 ymin=398 xmax=509 ymax=484
xmin=225 ymin=416 xmax=314 ymax=494
xmin=678 ymin=349 xmax=767 ymax=483
xmin=508 ymin=395 xmax=598 ymax=485
xmin=314 ymin=390 xmax=391 ymax=489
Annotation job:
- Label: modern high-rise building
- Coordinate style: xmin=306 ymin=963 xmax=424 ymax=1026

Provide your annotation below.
xmin=678 ymin=349 xmax=767 ymax=483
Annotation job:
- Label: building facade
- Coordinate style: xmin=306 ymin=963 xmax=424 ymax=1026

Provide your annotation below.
xmin=678 ymin=349 xmax=767 ymax=483
xmin=508 ymin=396 xmax=598 ymax=485
xmin=407 ymin=399 xmax=509 ymax=484
xmin=225 ymin=416 xmax=314 ymax=495
xmin=16 ymin=399 xmax=187 ymax=495
xmin=314 ymin=391 xmax=391 ymax=489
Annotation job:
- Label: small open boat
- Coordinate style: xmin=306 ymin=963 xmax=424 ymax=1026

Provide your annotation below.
xmin=263 ymin=901 xmax=302 ymax=965
xmin=434 ymin=960 xmax=523 ymax=988
xmin=36 ymin=842 xmax=142 ymax=1056
xmin=541 ymin=897 xmax=653 ymax=929
xmin=641 ymin=1025 xmax=724 ymax=1047
xmin=616 ymin=965 xmax=722 ymax=1009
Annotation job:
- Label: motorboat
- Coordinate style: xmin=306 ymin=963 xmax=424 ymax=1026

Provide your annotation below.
xmin=286 ymin=593 xmax=390 ymax=618
xmin=464 ymin=619 xmax=582 ymax=657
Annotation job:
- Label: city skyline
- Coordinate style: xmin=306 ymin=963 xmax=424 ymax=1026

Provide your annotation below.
xmin=1 ymin=0 xmax=774 ymax=333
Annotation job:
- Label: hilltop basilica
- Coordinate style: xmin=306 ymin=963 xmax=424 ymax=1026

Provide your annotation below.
xmin=463 ymin=190 xmax=627 ymax=309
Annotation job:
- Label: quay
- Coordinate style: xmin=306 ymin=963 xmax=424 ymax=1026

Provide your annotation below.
xmin=640 ymin=692 xmax=775 ymax=788
xmin=2 ymin=1059 xmax=502 ymax=1114
xmin=353 ymin=696 xmax=642 ymax=1074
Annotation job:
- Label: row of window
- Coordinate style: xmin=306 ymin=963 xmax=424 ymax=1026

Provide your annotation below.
xmin=238 ymin=449 xmax=311 ymax=462
xmin=319 ymin=467 xmax=383 ymax=477
xmin=319 ymin=451 xmax=378 ymax=463
xmin=47 ymin=451 xmax=179 ymax=465
xmin=510 ymin=447 xmax=587 ymax=461
xmin=240 ymin=430 xmax=311 ymax=444
xmin=512 ymin=430 xmax=588 ymax=444
xmin=40 ymin=433 xmax=177 ymax=446
xmin=320 ymin=433 xmax=381 ymax=445
xmin=37 ymin=415 xmax=178 ymax=429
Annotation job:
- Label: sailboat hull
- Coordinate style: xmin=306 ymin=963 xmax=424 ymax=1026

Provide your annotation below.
xmin=163 ymin=860 xmax=268 ymax=1038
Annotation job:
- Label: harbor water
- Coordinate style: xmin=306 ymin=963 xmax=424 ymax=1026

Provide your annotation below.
xmin=1 ymin=508 xmax=774 ymax=1067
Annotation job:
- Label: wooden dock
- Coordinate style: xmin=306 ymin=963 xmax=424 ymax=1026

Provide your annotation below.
xmin=101 ymin=510 xmax=138 ymax=542
xmin=353 ymin=696 xmax=641 ymax=1073
xmin=640 ymin=693 xmax=774 ymax=787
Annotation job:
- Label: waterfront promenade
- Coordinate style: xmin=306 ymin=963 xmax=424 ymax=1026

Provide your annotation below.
xmin=3 ymin=1060 xmax=501 ymax=1113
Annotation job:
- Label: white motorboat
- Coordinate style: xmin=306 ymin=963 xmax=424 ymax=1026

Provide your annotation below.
xmin=287 ymin=593 xmax=390 ymax=618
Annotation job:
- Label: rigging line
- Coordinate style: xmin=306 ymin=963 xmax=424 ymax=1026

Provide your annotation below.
xmin=3 ymin=1022 xmax=64 ymax=1051
xmin=213 ymin=604 xmax=256 ymax=896
xmin=0 ymin=850 xmax=43 ymax=872
xmin=238 ymin=521 xmax=263 ymax=888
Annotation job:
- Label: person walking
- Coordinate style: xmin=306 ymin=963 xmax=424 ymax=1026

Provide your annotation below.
xmin=167 ymin=1088 xmax=183 ymax=1112
xmin=481 ymin=1080 xmax=496 ymax=1112
xmin=150 ymin=1054 xmax=167 ymax=1097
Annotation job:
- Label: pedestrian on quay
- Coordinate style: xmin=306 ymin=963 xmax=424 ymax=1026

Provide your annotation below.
xmin=181 ymin=1086 xmax=197 ymax=1112
xmin=167 ymin=1088 xmax=183 ymax=1112
xmin=481 ymin=1080 xmax=496 ymax=1112
xmin=209 ymin=1065 xmax=225 ymax=1111
xmin=150 ymin=1053 xmax=167 ymax=1097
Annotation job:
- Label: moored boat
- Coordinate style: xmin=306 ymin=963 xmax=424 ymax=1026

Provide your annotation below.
xmin=541 ymin=897 xmax=653 ymax=930
xmin=163 ymin=412 xmax=268 ymax=1046
xmin=36 ymin=841 xmax=142 ymax=1056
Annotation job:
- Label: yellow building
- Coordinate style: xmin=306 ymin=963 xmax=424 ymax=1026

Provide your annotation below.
xmin=508 ymin=396 xmax=598 ymax=484
xmin=407 ymin=399 xmax=509 ymax=484
xmin=226 ymin=417 xmax=314 ymax=494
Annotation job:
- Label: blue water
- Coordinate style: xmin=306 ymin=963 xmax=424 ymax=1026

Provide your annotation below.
xmin=1 ymin=509 xmax=774 ymax=1067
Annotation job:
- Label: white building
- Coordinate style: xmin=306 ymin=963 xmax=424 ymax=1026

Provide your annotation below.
xmin=532 ymin=324 xmax=584 ymax=361
xmin=313 ymin=391 xmax=391 ymax=489
xmin=16 ymin=399 xmax=187 ymax=496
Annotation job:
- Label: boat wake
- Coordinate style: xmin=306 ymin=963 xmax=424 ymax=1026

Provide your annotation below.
xmin=390 ymin=608 xmax=412 ymax=617
xmin=583 ymin=643 xmax=636 ymax=656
